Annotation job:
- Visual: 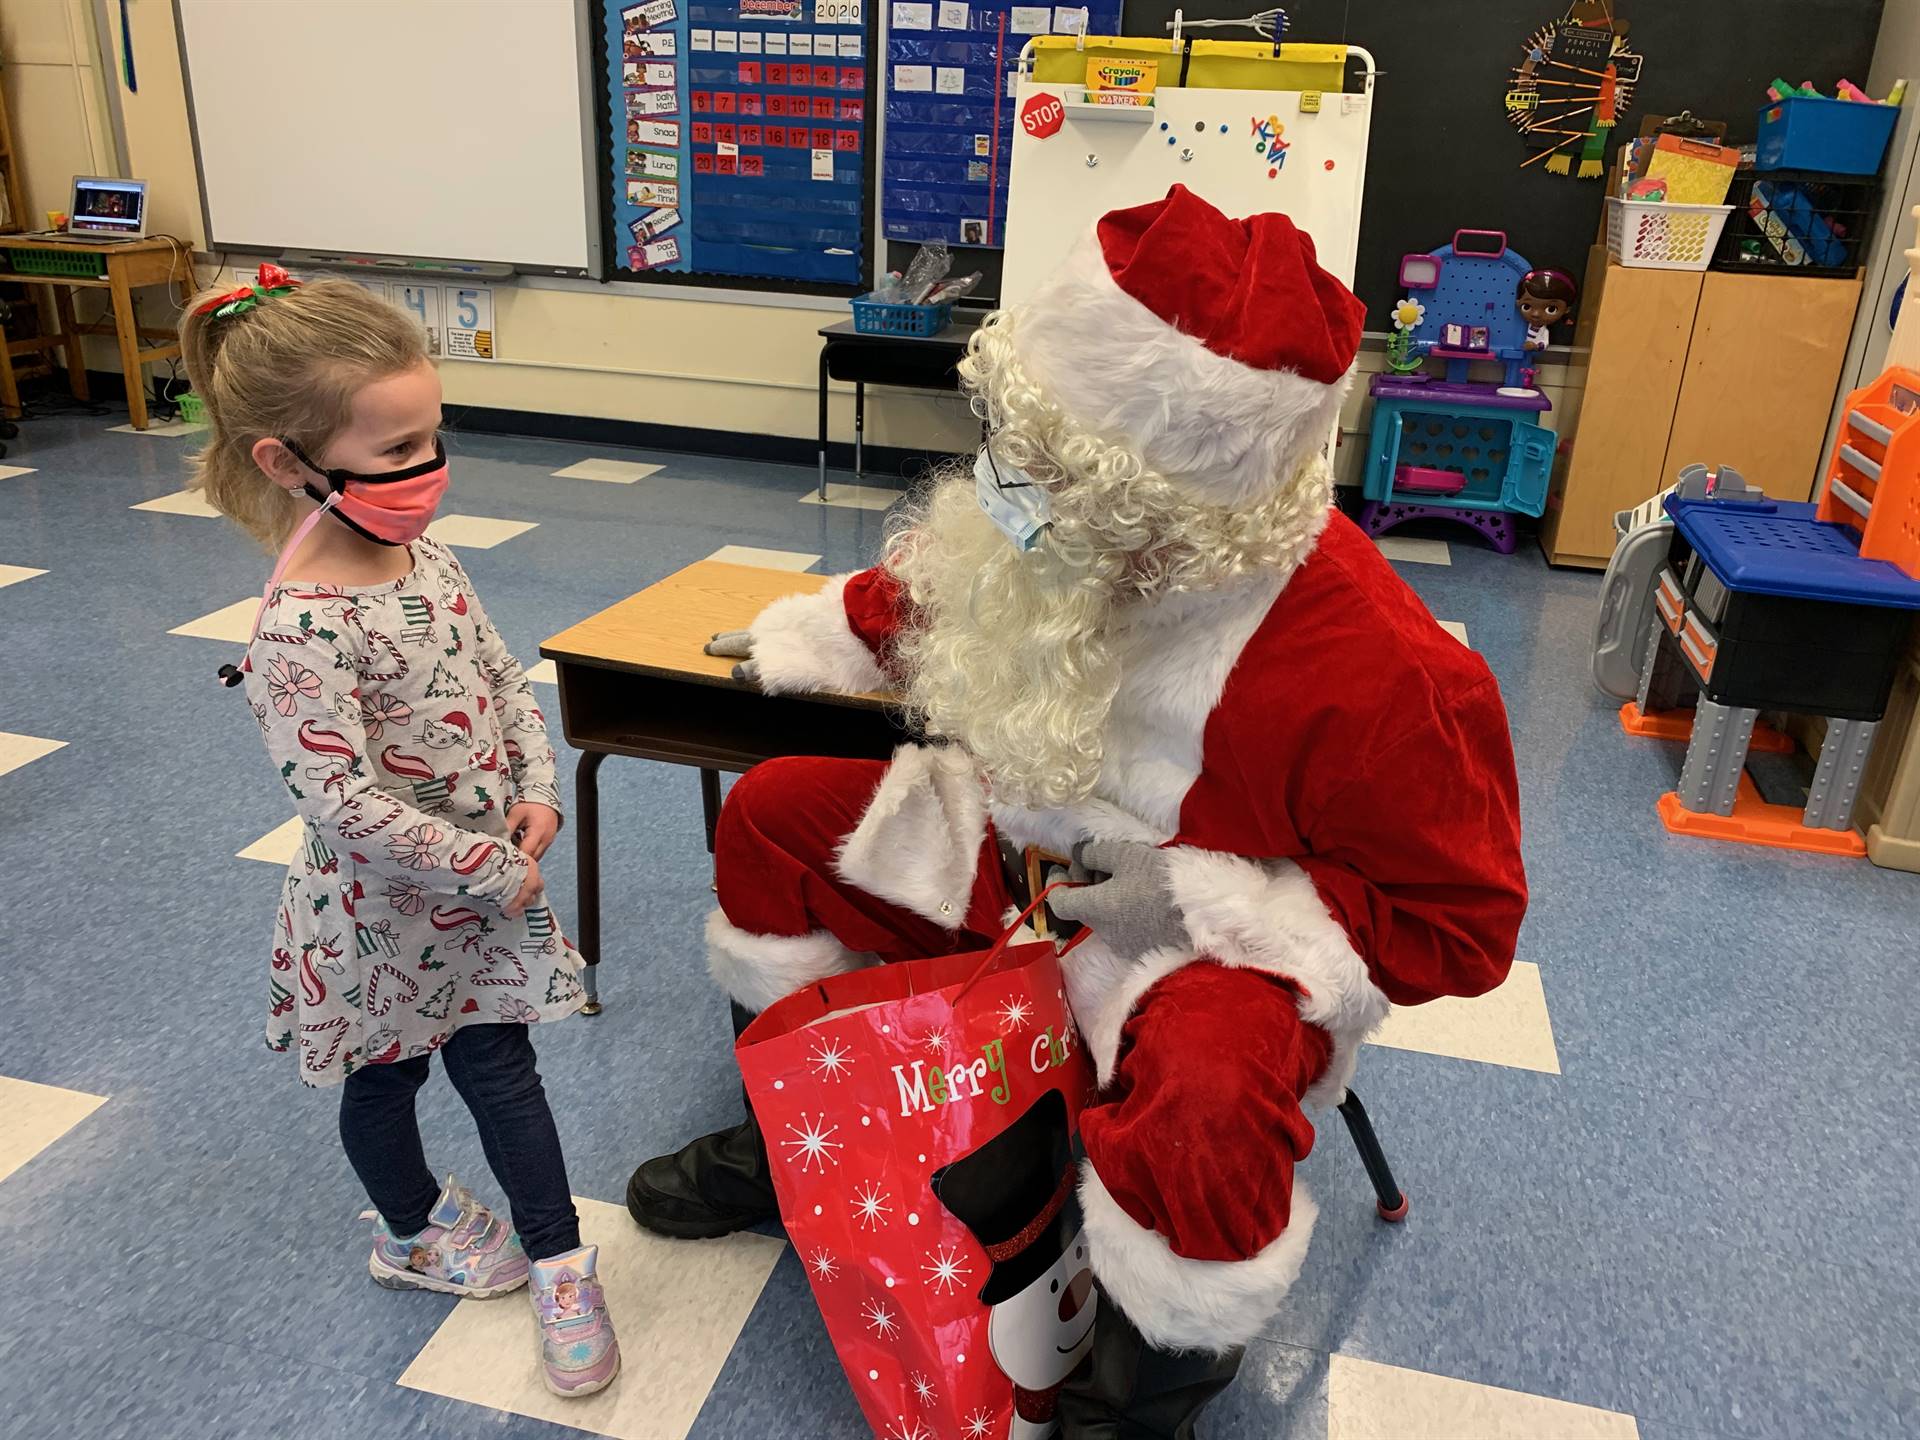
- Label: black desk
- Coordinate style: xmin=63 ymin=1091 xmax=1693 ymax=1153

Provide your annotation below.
xmin=816 ymin=315 xmax=983 ymax=496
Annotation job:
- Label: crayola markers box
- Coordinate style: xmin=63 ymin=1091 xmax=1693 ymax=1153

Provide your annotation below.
xmin=1085 ymin=57 xmax=1157 ymax=106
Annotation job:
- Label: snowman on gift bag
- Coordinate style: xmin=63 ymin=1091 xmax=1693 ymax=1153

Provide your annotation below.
xmin=933 ymin=1089 xmax=1098 ymax=1439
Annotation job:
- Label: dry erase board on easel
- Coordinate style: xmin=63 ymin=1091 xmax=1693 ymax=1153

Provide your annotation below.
xmin=1002 ymin=60 xmax=1373 ymax=305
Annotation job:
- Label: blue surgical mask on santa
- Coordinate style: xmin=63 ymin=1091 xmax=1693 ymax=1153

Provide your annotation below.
xmin=974 ymin=445 xmax=1052 ymax=551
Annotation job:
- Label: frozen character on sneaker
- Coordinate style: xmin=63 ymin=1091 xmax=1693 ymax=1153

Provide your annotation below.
xmin=625 ymin=187 xmax=1525 ymax=1434
xmin=183 ymin=268 xmax=618 ymax=1399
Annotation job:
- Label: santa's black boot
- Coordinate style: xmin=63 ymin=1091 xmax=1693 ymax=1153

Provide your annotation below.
xmin=1055 ymin=1284 xmax=1244 ymax=1440
xmin=625 ymin=1003 xmax=779 ymax=1239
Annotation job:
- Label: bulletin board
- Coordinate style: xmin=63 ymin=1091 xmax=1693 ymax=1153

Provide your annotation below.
xmin=601 ymin=0 xmax=874 ymax=285
xmin=879 ymin=0 xmax=1122 ymax=248
xmin=1002 ymin=43 xmax=1373 ymax=305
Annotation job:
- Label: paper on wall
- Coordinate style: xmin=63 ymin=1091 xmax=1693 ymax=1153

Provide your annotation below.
xmin=443 ymin=286 xmax=494 ymax=362
xmin=892 ymin=2 xmax=933 ymax=28
xmin=718 ymin=141 xmax=740 ymax=156
xmin=814 ymin=0 xmax=862 ymax=22
xmin=938 ymin=0 xmax=968 ymax=24
xmin=740 ymin=30 xmax=764 ymax=50
xmin=936 ymin=66 xmax=965 ymax=93
xmin=791 ymin=32 xmax=813 ymax=52
xmin=632 ymin=119 xmax=681 ymax=147
xmin=894 ymin=64 xmax=933 ymax=91
xmin=1051 ymin=5 xmax=1087 ymax=32
xmin=1009 ymin=6 xmax=1048 ymax=30
xmin=627 ymin=178 xmax=681 ymax=207
xmin=639 ymin=0 xmax=677 ymax=23
xmin=627 ymin=88 xmax=678 ymax=114
xmin=714 ymin=29 xmax=739 ymax=49
xmin=691 ymin=27 xmax=714 ymax=47
xmin=812 ymin=147 xmax=835 ymax=179
xmin=628 ymin=29 xmax=677 ymax=54
xmin=640 ymin=237 xmax=681 ymax=268
xmin=838 ymin=32 xmax=861 ymax=54
xmin=766 ymin=31 xmax=789 ymax=51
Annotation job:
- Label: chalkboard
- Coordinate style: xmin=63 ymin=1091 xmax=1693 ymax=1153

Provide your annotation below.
xmin=899 ymin=0 xmax=1886 ymax=320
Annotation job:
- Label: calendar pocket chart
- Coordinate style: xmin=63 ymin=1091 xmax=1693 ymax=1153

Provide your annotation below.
xmin=604 ymin=0 xmax=872 ymax=282
xmin=879 ymin=0 xmax=1118 ymax=247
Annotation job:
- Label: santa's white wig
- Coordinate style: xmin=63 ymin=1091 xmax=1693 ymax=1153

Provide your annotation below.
xmin=885 ymin=309 xmax=1334 ymax=811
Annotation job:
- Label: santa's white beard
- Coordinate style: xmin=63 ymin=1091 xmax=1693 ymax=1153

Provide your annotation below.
xmin=889 ymin=468 xmax=1120 ymax=811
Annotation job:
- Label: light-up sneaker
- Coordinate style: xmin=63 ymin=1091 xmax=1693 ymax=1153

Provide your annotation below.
xmin=530 ymin=1244 xmax=621 ymax=1397
xmin=366 ymin=1175 xmax=530 ymax=1298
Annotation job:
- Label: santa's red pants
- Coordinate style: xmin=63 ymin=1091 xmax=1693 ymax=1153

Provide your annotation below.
xmin=714 ymin=756 xmax=1334 ymax=1307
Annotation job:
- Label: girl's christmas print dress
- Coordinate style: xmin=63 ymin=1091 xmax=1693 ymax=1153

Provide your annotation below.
xmin=243 ymin=539 xmax=585 ymax=1086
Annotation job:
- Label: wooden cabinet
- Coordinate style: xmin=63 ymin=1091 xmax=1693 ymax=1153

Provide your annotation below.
xmin=1540 ymin=253 xmax=1864 ymax=569
xmin=1539 ymin=247 xmax=1700 ymax=569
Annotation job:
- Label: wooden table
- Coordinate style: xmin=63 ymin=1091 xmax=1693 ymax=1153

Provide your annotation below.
xmin=540 ymin=559 xmax=904 ymax=1011
xmin=0 ymin=234 xmax=196 ymax=429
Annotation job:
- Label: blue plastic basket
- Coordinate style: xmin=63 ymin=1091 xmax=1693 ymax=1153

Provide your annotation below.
xmin=850 ymin=296 xmax=953 ymax=337
xmin=1756 ymin=96 xmax=1898 ymax=175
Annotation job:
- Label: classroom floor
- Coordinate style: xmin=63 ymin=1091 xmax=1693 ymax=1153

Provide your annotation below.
xmin=1 ymin=411 xmax=1916 ymax=1440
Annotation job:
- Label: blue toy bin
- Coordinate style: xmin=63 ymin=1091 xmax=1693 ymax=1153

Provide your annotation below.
xmin=1755 ymin=96 xmax=1898 ymax=175
xmin=850 ymin=296 xmax=954 ymax=337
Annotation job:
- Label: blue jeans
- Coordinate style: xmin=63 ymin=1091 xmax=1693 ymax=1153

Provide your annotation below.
xmin=339 ymin=1023 xmax=581 ymax=1260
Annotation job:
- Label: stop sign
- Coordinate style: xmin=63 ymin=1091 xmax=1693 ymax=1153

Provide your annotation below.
xmin=1020 ymin=91 xmax=1065 ymax=140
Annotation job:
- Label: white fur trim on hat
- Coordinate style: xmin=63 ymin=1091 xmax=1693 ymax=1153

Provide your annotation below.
xmin=705 ymin=910 xmax=869 ymax=1014
xmin=836 ymin=744 xmax=988 ymax=929
xmin=1011 ymin=238 xmax=1352 ymax=509
xmin=1080 ymin=1162 xmax=1318 ymax=1353
xmin=748 ymin=574 xmax=888 ymax=697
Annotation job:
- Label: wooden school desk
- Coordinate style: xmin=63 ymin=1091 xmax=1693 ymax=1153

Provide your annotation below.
xmin=0 ymin=234 xmax=196 ymax=430
xmin=539 ymin=560 xmax=904 ymax=1011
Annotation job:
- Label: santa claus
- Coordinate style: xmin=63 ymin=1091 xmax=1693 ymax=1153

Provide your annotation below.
xmin=627 ymin=185 xmax=1526 ymax=1434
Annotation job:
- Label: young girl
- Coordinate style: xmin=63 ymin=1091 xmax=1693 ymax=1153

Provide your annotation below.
xmin=182 ymin=266 xmax=618 ymax=1398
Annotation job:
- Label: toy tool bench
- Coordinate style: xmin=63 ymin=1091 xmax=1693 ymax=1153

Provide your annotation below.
xmin=1360 ymin=231 xmax=1556 ymax=553
xmin=1612 ymin=367 xmax=1920 ymax=855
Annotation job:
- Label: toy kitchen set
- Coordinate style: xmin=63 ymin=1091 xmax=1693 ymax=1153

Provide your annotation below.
xmin=1360 ymin=229 xmax=1569 ymax=553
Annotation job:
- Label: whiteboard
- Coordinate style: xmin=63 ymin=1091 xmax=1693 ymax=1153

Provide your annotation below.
xmin=175 ymin=0 xmax=599 ymax=274
xmin=1002 ymin=80 xmax=1373 ymax=306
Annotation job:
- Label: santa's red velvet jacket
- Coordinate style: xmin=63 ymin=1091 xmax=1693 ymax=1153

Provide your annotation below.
xmin=743 ymin=506 xmax=1528 ymax=1105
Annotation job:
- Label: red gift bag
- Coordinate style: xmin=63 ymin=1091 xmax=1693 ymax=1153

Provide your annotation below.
xmin=738 ymin=898 xmax=1097 ymax=1440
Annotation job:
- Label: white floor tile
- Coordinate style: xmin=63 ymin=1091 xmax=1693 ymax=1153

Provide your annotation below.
xmin=1375 ymin=536 xmax=1453 ymax=566
xmin=0 ymin=732 xmax=66 ymax=779
xmin=168 ymin=598 xmax=258 ymax=643
xmin=550 ymin=458 xmax=664 ymax=484
xmin=1366 ymin=960 xmax=1559 ymax=1075
xmin=108 ymin=419 xmax=206 ymax=437
xmin=131 ymin=489 xmax=220 ymax=518
xmin=427 ymin=514 xmax=540 ymax=550
xmin=525 ymin=659 xmax=558 ymax=685
xmin=0 ymin=465 xmax=37 ymax=482
xmin=1329 ymin=1354 xmax=1638 ymax=1439
xmin=398 ymin=1196 xmax=783 ymax=1440
xmin=798 ymin=483 xmax=899 ymax=512
xmin=0 ymin=1076 xmax=108 ymax=1186
xmin=0 ymin=564 xmax=47 ymax=589
xmin=237 ymin=816 xmax=305 ymax=866
xmin=1437 ymin=620 xmax=1469 ymax=646
xmin=705 ymin=544 xmax=821 ymax=572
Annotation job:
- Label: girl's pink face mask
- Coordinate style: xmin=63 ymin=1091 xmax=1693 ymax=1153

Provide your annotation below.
xmin=283 ymin=435 xmax=449 ymax=544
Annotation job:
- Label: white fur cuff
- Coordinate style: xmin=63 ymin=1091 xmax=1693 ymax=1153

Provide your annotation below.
xmin=1080 ymin=1163 xmax=1318 ymax=1353
xmin=705 ymin=910 xmax=869 ymax=1014
xmin=835 ymin=744 xmax=988 ymax=929
xmin=748 ymin=574 xmax=888 ymax=697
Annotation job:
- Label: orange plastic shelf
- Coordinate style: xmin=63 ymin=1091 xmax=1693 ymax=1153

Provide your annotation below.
xmin=1657 ymin=777 xmax=1867 ymax=858
xmin=1618 ymin=703 xmax=1794 ymax=754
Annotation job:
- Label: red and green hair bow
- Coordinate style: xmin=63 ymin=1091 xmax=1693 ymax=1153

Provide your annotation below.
xmin=196 ymin=262 xmax=301 ymax=318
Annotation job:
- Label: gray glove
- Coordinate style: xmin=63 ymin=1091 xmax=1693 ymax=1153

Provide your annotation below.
xmin=1047 ymin=839 xmax=1187 ymax=964
xmin=705 ymin=629 xmax=761 ymax=687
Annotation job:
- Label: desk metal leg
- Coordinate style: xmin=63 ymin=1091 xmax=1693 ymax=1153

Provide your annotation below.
xmin=818 ymin=345 xmax=830 ymax=501
xmin=575 ymin=749 xmax=607 ymax=1015
xmin=701 ymin=768 xmax=723 ymax=853
xmin=855 ymin=381 xmax=865 ymax=482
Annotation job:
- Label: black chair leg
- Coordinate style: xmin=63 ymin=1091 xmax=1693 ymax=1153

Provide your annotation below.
xmin=1338 ymin=1088 xmax=1409 ymax=1222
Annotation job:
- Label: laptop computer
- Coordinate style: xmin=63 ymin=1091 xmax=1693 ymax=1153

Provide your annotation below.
xmin=66 ymin=176 xmax=149 ymax=239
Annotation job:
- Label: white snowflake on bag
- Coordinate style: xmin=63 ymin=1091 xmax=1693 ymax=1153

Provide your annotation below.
xmin=963 ymin=1409 xmax=996 ymax=1439
xmin=883 ymin=1418 xmax=933 ymax=1440
xmin=780 ymin=1112 xmax=844 ymax=1173
xmin=909 ymin=1371 xmax=937 ymax=1405
xmin=997 ymin=996 xmax=1032 ymax=1032
xmin=862 ymin=1299 xmax=900 ymax=1339
xmin=808 ymin=1037 xmax=854 ymax=1081
xmin=922 ymin=1025 xmax=949 ymax=1054
xmin=851 ymin=1180 xmax=894 ymax=1230
xmin=922 ymin=1244 xmax=974 ymax=1296
xmin=808 ymin=1248 xmax=840 ymax=1282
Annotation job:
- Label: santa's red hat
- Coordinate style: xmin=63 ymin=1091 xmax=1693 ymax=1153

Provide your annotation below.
xmin=1005 ymin=185 xmax=1366 ymax=505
